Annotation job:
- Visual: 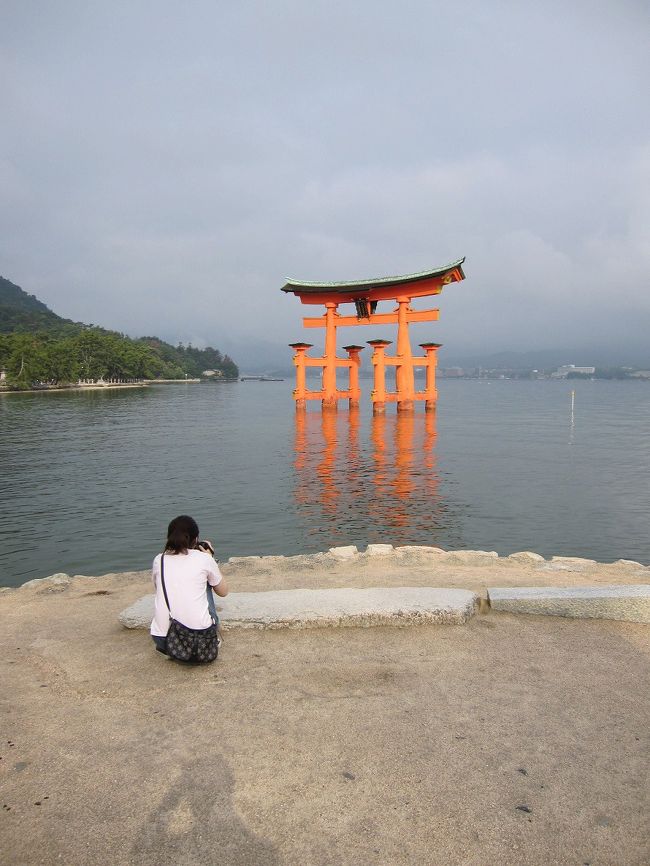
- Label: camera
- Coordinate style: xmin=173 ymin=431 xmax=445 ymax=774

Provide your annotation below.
xmin=196 ymin=540 xmax=214 ymax=554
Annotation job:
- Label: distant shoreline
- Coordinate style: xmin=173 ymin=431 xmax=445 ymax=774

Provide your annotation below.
xmin=0 ymin=378 xmax=220 ymax=395
xmin=0 ymin=382 xmax=150 ymax=395
xmin=2 ymin=377 xmax=647 ymax=395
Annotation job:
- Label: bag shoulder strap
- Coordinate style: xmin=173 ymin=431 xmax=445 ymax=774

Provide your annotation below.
xmin=160 ymin=552 xmax=172 ymax=614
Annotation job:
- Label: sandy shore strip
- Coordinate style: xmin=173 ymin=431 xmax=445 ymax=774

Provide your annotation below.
xmin=0 ymin=378 xmax=201 ymax=395
xmin=1 ymin=547 xmax=648 ymax=865
xmin=0 ymin=383 xmax=148 ymax=395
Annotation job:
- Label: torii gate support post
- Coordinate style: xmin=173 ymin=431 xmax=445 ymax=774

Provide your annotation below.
xmin=420 ymin=342 xmax=442 ymax=412
xmin=369 ymin=339 xmax=391 ymax=415
xmin=343 ymin=345 xmax=363 ymax=408
xmin=290 ymin=342 xmax=312 ymax=410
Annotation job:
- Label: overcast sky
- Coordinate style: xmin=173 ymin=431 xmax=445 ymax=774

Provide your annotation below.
xmin=1 ymin=0 xmax=648 ymax=363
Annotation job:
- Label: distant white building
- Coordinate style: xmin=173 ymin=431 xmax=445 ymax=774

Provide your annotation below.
xmin=0 ymin=369 xmax=6 ymax=382
xmin=202 ymin=369 xmax=223 ymax=378
xmin=551 ymin=364 xmax=596 ymax=379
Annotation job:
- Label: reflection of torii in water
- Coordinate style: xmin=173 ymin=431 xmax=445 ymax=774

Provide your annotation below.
xmin=369 ymin=412 xmax=438 ymax=532
xmin=282 ymin=259 xmax=465 ymax=413
xmin=293 ymin=411 xmax=440 ymax=547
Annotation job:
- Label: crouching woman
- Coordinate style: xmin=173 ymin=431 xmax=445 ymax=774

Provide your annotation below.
xmin=150 ymin=515 xmax=229 ymax=662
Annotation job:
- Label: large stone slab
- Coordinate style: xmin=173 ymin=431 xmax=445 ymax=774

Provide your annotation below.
xmin=488 ymin=585 xmax=650 ymax=623
xmin=119 ymin=587 xmax=478 ymax=631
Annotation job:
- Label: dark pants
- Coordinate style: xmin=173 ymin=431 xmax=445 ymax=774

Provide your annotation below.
xmin=152 ymin=634 xmax=168 ymax=654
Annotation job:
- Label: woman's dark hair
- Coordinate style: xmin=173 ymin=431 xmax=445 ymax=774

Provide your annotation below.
xmin=165 ymin=515 xmax=199 ymax=553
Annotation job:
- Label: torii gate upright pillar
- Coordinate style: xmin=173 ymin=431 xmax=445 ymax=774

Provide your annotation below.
xmin=395 ymin=297 xmax=415 ymax=412
xmin=322 ymin=302 xmax=338 ymax=410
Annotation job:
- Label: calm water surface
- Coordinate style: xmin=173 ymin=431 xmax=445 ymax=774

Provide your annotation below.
xmin=1 ymin=380 xmax=649 ymax=586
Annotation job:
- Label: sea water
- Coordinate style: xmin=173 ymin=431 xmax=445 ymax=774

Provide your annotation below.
xmin=1 ymin=379 xmax=649 ymax=586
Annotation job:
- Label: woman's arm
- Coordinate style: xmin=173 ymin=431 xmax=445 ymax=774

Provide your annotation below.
xmin=212 ymin=576 xmax=229 ymax=597
xmin=151 ymin=554 xmax=160 ymax=588
xmin=206 ymin=552 xmax=229 ymax=597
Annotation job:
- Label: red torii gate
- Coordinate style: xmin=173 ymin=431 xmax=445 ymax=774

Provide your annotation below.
xmin=282 ymin=259 xmax=465 ymax=413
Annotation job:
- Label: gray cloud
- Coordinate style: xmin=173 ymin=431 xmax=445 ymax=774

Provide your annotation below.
xmin=1 ymin=0 xmax=648 ymax=363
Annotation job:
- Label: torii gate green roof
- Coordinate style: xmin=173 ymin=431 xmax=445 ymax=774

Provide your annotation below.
xmin=281 ymin=258 xmax=465 ymax=294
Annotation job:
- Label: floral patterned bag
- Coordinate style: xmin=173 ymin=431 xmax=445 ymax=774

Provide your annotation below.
xmin=160 ymin=554 xmax=219 ymax=663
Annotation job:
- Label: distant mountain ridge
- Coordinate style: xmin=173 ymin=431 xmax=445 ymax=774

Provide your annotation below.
xmin=3 ymin=276 xmax=646 ymax=378
xmin=203 ymin=341 xmax=650 ymax=377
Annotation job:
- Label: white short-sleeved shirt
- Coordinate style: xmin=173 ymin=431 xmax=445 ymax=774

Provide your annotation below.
xmin=150 ymin=550 xmax=223 ymax=636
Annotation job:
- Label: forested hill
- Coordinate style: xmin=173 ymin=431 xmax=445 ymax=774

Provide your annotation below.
xmin=0 ymin=276 xmax=80 ymax=334
xmin=0 ymin=276 xmax=238 ymax=388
